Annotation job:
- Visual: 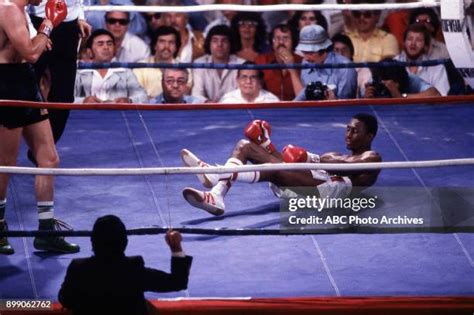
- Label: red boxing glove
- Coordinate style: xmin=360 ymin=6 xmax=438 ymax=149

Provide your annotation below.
xmin=244 ymin=120 xmax=275 ymax=153
xmin=45 ymin=0 xmax=68 ymax=27
xmin=282 ymin=145 xmax=308 ymax=163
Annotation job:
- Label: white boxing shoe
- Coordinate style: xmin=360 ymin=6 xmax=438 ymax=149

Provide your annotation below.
xmin=181 ymin=149 xmax=219 ymax=188
xmin=182 ymin=187 xmax=225 ymax=216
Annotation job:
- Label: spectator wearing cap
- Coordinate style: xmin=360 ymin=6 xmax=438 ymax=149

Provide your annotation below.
xmin=294 ymin=25 xmax=357 ymax=101
xmin=105 ymin=11 xmax=150 ymax=62
xmin=255 ymin=24 xmax=303 ymax=100
xmin=346 ymin=1 xmax=399 ymax=62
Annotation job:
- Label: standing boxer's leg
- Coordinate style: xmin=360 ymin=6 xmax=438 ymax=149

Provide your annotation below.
xmin=23 ymin=120 xmax=80 ymax=253
xmin=0 ymin=126 xmax=22 ymax=255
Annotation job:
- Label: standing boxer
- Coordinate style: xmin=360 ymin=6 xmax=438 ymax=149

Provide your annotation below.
xmin=28 ymin=0 xmax=91 ymax=164
xmin=0 ymin=0 xmax=80 ymax=254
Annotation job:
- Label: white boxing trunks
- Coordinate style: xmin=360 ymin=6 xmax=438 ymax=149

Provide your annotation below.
xmin=269 ymin=169 xmax=352 ymax=200
xmin=315 ymin=174 xmax=352 ymax=200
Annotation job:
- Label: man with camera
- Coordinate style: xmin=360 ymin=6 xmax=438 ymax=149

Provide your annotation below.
xmin=293 ymin=25 xmax=357 ymax=101
xmin=362 ymin=58 xmax=440 ymax=99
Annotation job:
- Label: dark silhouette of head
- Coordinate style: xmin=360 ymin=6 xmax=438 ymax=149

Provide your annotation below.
xmin=370 ymin=58 xmax=409 ymax=94
xmin=91 ymin=215 xmax=128 ymax=259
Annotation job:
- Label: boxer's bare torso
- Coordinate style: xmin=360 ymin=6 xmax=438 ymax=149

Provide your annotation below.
xmin=0 ymin=0 xmax=50 ymax=64
xmin=320 ymin=150 xmax=381 ymax=188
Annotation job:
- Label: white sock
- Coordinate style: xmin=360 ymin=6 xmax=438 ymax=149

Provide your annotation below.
xmin=211 ymin=158 xmax=261 ymax=198
xmin=223 ymin=158 xmax=260 ymax=183
xmin=211 ymin=180 xmax=232 ymax=197
xmin=37 ymin=201 xmax=54 ymax=220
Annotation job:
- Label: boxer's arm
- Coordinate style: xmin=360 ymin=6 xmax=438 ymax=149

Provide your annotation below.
xmin=3 ymin=6 xmax=51 ymax=63
xmin=321 ymin=151 xmax=381 ymax=164
xmin=320 ymin=151 xmax=382 ymax=175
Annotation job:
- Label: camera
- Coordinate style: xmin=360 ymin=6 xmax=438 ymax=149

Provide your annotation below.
xmin=305 ymin=81 xmax=328 ymax=101
xmin=370 ymin=75 xmax=391 ymax=98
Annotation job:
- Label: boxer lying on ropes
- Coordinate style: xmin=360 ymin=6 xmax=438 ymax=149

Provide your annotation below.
xmin=181 ymin=113 xmax=382 ymax=216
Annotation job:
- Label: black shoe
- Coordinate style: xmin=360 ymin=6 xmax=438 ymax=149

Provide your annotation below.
xmin=0 ymin=221 xmax=15 ymax=255
xmin=33 ymin=219 xmax=80 ymax=254
xmin=27 ymin=150 xmax=38 ymax=166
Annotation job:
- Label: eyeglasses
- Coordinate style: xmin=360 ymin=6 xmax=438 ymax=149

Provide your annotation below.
xmin=238 ymin=74 xmax=259 ymax=82
xmin=106 ymin=18 xmax=129 ymax=25
xmin=272 ymin=35 xmax=291 ymax=42
xmin=352 ymin=11 xmax=376 ymax=19
xmin=238 ymin=21 xmax=258 ymax=27
xmin=164 ymin=79 xmax=187 ymax=86
xmin=145 ymin=13 xmax=161 ymax=21
xmin=415 ymin=18 xmax=432 ymax=24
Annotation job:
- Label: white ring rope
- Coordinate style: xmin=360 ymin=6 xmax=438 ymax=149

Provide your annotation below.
xmin=0 ymin=158 xmax=472 ymax=176
xmin=83 ymin=2 xmax=440 ymax=13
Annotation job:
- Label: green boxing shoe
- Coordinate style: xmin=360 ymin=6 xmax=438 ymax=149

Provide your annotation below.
xmin=0 ymin=221 xmax=14 ymax=255
xmin=33 ymin=218 xmax=80 ymax=254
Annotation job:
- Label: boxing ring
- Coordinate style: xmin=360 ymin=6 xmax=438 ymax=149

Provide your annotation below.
xmin=1 ymin=0 xmax=474 ymax=313
xmin=0 ymin=96 xmax=474 ymax=314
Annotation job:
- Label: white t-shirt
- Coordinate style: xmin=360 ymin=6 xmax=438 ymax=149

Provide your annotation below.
xmin=219 ymin=89 xmax=280 ymax=104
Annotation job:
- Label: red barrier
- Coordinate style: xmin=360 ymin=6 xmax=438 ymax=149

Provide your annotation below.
xmin=2 ymin=297 xmax=474 ymax=315
xmin=1 ymin=95 xmax=474 ymax=111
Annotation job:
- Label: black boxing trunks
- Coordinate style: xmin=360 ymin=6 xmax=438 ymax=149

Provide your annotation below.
xmin=0 ymin=63 xmax=48 ymax=129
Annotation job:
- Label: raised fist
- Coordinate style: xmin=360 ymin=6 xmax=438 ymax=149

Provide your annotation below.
xmin=45 ymin=0 xmax=68 ymax=27
xmin=244 ymin=120 xmax=275 ymax=153
xmin=165 ymin=230 xmax=183 ymax=253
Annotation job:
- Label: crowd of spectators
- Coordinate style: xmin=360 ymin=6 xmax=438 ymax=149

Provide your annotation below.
xmin=72 ymin=0 xmax=470 ymax=104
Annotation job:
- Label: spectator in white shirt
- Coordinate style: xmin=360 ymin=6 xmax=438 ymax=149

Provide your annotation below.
xmin=105 ymin=11 xmax=150 ymax=62
xmin=220 ymin=67 xmax=280 ymax=103
xmin=75 ymin=30 xmax=148 ymax=104
xmin=395 ymin=23 xmax=449 ymax=96
xmin=192 ymin=25 xmax=245 ymax=102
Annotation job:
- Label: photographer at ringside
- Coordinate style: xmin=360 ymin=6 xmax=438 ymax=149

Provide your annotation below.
xmin=294 ymin=25 xmax=357 ymax=101
xmin=363 ymin=58 xmax=440 ymax=99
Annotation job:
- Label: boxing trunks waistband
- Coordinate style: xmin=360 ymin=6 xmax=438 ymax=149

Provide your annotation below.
xmin=0 ymin=63 xmax=48 ymax=129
